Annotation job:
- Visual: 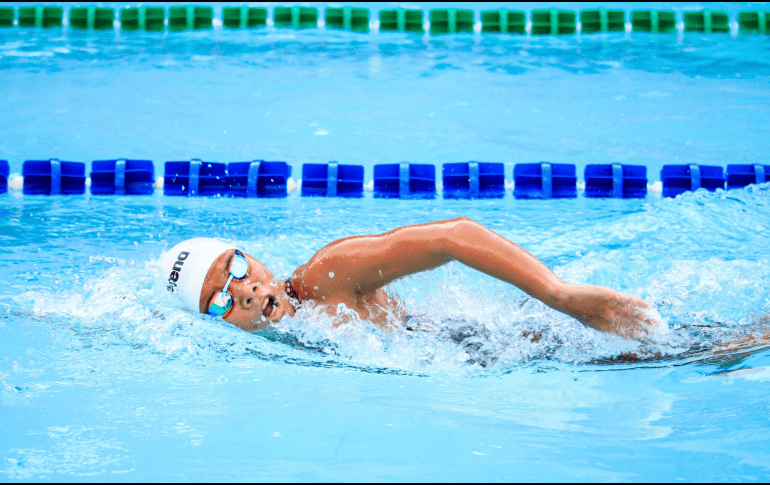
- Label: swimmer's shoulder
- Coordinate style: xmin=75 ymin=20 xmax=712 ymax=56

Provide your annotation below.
xmin=288 ymin=259 xmax=351 ymax=302
xmin=288 ymin=263 xmax=316 ymax=302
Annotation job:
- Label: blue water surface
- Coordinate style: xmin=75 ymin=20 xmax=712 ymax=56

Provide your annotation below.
xmin=1 ymin=2 xmax=770 ymax=481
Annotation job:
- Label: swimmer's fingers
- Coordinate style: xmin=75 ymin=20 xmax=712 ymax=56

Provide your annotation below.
xmin=606 ymin=296 xmax=656 ymax=339
xmin=560 ymin=284 xmax=658 ymax=341
xmin=715 ymin=318 xmax=770 ymax=353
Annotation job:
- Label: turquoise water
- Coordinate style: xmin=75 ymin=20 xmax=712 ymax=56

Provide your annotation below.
xmin=2 ymin=3 xmax=770 ymax=481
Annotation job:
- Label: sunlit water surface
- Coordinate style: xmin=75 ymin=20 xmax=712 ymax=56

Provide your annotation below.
xmin=1 ymin=2 xmax=770 ymax=481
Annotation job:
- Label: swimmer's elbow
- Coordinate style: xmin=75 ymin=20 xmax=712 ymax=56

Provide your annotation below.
xmin=440 ymin=217 xmax=479 ymax=257
xmin=450 ymin=216 xmax=475 ymax=227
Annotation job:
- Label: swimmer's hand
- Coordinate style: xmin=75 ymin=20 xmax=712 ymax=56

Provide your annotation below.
xmin=558 ymin=284 xmax=657 ymax=340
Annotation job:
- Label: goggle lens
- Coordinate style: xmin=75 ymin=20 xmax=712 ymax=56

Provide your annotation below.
xmin=230 ymin=252 xmax=249 ymax=279
xmin=208 ymin=291 xmax=232 ymax=316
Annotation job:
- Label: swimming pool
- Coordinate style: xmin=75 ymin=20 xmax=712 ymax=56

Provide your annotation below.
xmin=1 ymin=2 xmax=770 ymax=481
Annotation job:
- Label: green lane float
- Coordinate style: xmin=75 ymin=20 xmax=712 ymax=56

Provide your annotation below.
xmin=738 ymin=11 xmax=769 ymax=34
xmin=325 ymin=7 xmax=370 ymax=33
xmin=0 ymin=6 xmax=765 ymax=40
xmin=429 ymin=8 xmax=474 ymax=35
xmin=222 ymin=6 xmax=268 ymax=29
xmin=18 ymin=6 xmax=63 ymax=28
xmin=580 ymin=8 xmax=625 ymax=34
xmin=630 ymin=10 xmax=676 ymax=33
xmin=0 ymin=7 xmax=14 ymax=28
xmin=168 ymin=5 xmax=213 ymax=31
xmin=684 ymin=10 xmax=730 ymax=34
xmin=120 ymin=6 xmax=165 ymax=31
xmin=274 ymin=6 xmax=318 ymax=29
xmin=480 ymin=8 xmax=526 ymax=34
xmin=378 ymin=8 xmax=424 ymax=33
xmin=531 ymin=8 xmax=576 ymax=35
xmin=69 ymin=7 xmax=115 ymax=30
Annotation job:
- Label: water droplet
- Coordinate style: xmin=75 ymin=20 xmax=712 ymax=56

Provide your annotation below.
xmin=329 ymin=272 xmax=334 ymax=278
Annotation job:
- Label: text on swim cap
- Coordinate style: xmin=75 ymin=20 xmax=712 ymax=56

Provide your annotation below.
xmin=166 ymin=251 xmax=189 ymax=292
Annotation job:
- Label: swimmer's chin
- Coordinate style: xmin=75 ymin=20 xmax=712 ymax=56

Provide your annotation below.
xmin=228 ymin=317 xmax=276 ymax=333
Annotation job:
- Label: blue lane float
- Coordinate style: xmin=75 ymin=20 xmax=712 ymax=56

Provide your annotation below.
xmin=373 ymin=163 xmax=436 ymax=199
xmin=164 ymin=159 xmax=227 ymax=197
xmin=726 ymin=164 xmax=770 ymax=190
xmin=90 ymin=159 xmax=155 ymax=195
xmin=22 ymin=159 xmax=86 ymax=195
xmin=661 ymin=164 xmax=725 ymax=198
xmin=0 ymin=160 xmax=9 ymax=194
xmin=584 ymin=163 xmax=647 ymax=198
xmin=227 ymin=161 xmax=291 ymax=198
xmin=442 ymin=162 xmax=505 ymax=199
xmin=513 ymin=162 xmax=577 ymax=199
xmin=301 ymin=162 xmax=364 ymax=198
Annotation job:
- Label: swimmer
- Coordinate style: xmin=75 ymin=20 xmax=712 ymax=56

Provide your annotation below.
xmin=159 ymin=217 xmax=658 ymax=339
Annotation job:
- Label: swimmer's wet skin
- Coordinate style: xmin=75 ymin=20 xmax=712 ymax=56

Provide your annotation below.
xmin=160 ymin=217 xmax=657 ymax=338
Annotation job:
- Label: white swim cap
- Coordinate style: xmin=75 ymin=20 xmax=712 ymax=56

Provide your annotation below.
xmin=158 ymin=238 xmax=237 ymax=312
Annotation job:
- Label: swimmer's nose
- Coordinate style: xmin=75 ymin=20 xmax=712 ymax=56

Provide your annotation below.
xmin=233 ymin=282 xmax=274 ymax=312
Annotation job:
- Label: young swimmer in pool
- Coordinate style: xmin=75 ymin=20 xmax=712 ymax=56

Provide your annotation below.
xmin=159 ymin=217 xmax=658 ymax=339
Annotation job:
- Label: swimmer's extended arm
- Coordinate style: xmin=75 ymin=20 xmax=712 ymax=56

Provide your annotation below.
xmin=295 ymin=217 xmax=655 ymax=338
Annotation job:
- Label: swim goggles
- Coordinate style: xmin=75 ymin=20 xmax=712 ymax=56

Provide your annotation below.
xmin=208 ymin=250 xmax=249 ymax=317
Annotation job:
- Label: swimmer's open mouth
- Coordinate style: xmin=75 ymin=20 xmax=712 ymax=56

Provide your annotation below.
xmin=263 ymin=296 xmax=276 ymax=318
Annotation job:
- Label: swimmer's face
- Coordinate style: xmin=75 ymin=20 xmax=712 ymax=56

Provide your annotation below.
xmin=199 ymin=250 xmax=295 ymax=331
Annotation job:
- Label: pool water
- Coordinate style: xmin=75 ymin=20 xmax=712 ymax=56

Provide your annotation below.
xmin=2 ymin=2 xmax=770 ymax=481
